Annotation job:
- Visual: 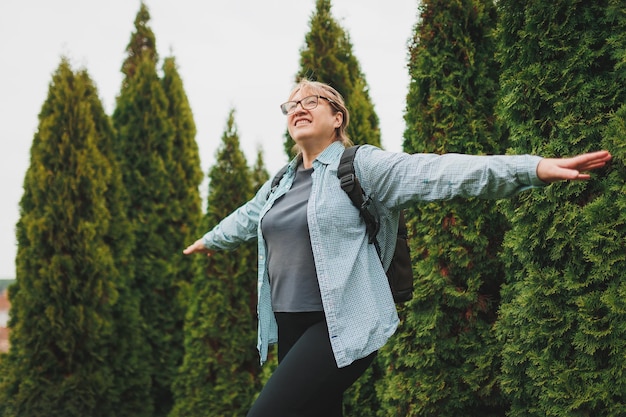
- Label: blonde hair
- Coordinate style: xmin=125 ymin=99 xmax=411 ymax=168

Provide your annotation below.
xmin=288 ymin=79 xmax=353 ymax=155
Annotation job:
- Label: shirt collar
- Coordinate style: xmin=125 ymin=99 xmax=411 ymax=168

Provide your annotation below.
xmin=314 ymin=141 xmax=345 ymax=167
xmin=286 ymin=141 xmax=345 ymax=173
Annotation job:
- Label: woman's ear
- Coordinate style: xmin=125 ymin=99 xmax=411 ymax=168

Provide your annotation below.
xmin=334 ymin=111 xmax=343 ymax=128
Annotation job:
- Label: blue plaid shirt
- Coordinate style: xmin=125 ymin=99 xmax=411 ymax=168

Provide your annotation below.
xmin=202 ymin=141 xmax=545 ymax=367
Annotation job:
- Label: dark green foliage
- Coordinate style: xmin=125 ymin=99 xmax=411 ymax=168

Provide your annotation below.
xmin=161 ymin=54 xmax=204 ymax=343
xmin=121 ymin=2 xmax=157 ymax=83
xmin=0 ymin=59 xmax=145 ymax=417
xmin=0 ymin=356 xmax=5 ymax=417
xmin=161 ymin=57 xmax=203 ymax=230
xmin=288 ymin=1 xmax=383 ymax=413
xmin=113 ymin=52 xmax=179 ymax=416
xmin=170 ymin=110 xmax=262 ymax=417
xmin=83 ymin=62 xmax=153 ymax=417
xmin=112 ymin=6 xmax=197 ymax=415
xmin=403 ymin=0 xmax=501 ymax=155
xmin=343 ymin=353 xmax=385 ymax=417
xmin=495 ymin=1 xmax=626 ymax=416
xmin=284 ymin=0 xmax=381 ymax=156
xmin=374 ymin=1 xmax=507 ymax=416
xmin=250 ymin=148 xmax=270 ymax=191
xmin=287 ymin=1 xmax=386 ymax=413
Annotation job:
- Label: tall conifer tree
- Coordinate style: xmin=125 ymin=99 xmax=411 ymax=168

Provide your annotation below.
xmin=112 ymin=5 xmax=190 ymax=415
xmin=284 ymin=0 xmax=381 ymax=156
xmin=170 ymin=110 xmax=262 ymax=417
xmin=288 ymin=2 xmax=383 ymax=411
xmin=83 ymin=65 xmax=153 ymax=417
xmin=250 ymin=148 xmax=270 ymax=191
xmin=0 ymin=59 xmax=137 ymax=417
xmin=495 ymin=1 xmax=626 ymax=415
xmin=161 ymin=54 xmax=204 ymax=350
xmin=121 ymin=2 xmax=157 ymax=84
xmin=373 ymin=1 xmax=507 ymax=416
xmin=161 ymin=56 xmax=203 ymax=243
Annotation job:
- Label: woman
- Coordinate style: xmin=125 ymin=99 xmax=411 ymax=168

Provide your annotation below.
xmin=183 ymin=79 xmax=611 ymax=416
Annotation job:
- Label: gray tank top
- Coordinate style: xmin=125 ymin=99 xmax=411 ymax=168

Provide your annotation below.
xmin=261 ymin=165 xmax=323 ymax=312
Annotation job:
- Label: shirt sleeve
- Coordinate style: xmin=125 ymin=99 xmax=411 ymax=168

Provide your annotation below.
xmin=202 ymin=180 xmax=272 ymax=250
xmin=355 ymin=146 xmax=546 ymax=210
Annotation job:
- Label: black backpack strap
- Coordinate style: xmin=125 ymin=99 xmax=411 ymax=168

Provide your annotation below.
xmin=337 ymin=145 xmax=380 ymax=245
xmin=267 ymin=164 xmax=289 ymax=199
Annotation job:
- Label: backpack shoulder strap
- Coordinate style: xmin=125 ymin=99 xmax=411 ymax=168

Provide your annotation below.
xmin=267 ymin=164 xmax=289 ymax=199
xmin=337 ymin=145 xmax=362 ymax=206
xmin=337 ymin=145 xmax=379 ymax=243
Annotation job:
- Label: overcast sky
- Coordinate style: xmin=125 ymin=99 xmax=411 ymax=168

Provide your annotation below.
xmin=0 ymin=0 xmax=418 ymax=278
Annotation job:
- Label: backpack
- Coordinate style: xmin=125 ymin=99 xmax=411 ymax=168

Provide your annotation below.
xmin=269 ymin=145 xmax=414 ymax=304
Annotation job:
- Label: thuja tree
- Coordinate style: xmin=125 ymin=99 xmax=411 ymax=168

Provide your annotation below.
xmin=373 ymin=1 xmax=507 ymax=416
xmin=112 ymin=5 xmax=186 ymax=415
xmin=495 ymin=1 xmax=626 ymax=416
xmin=284 ymin=0 xmax=381 ymax=157
xmin=250 ymin=148 xmax=270 ymax=191
xmin=289 ymin=1 xmax=386 ymax=412
xmin=284 ymin=3 xmax=384 ymax=403
xmin=0 ymin=60 xmax=139 ymax=417
xmin=162 ymin=56 xmax=203 ymax=240
xmin=83 ymin=65 xmax=152 ymax=417
xmin=170 ymin=109 xmax=261 ymax=417
xmin=161 ymin=54 xmax=204 ymax=355
xmin=121 ymin=2 xmax=157 ymax=84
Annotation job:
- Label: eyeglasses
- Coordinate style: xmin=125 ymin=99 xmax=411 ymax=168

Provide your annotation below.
xmin=280 ymin=95 xmax=335 ymax=115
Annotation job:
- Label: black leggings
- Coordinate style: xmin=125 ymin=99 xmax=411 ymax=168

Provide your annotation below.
xmin=247 ymin=311 xmax=376 ymax=417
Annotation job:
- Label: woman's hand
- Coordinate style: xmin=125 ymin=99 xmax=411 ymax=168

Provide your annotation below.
xmin=183 ymin=238 xmax=215 ymax=257
xmin=536 ymin=150 xmax=612 ymax=183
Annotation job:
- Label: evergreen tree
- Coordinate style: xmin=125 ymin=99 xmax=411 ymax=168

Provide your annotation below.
xmin=250 ymin=147 xmax=270 ymax=191
xmin=343 ymin=358 xmax=385 ymax=417
xmin=284 ymin=1 xmax=390 ymax=413
xmin=83 ymin=65 xmax=153 ymax=417
xmin=495 ymin=1 xmax=626 ymax=416
xmin=161 ymin=56 xmax=203 ymax=232
xmin=284 ymin=0 xmax=381 ymax=157
xmin=161 ymin=54 xmax=204 ymax=349
xmin=0 ymin=59 xmax=133 ymax=417
xmin=121 ymin=2 xmax=157 ymax=84
xmin=290 ymin=1 xmax=384 ymax=412
xmin=170 ymin=110 xmax=262 ymax=417
xmin=112 ymin=5 xmax=188 ymax=415
xmin=0 ymin=357 xmax=5 ymax=416
xmin=373 ymin=1 xmax=507 ymax=416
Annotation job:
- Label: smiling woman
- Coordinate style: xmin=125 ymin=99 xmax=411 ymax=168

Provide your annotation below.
xmin=182 ymin=78 xmax=610 ymax=416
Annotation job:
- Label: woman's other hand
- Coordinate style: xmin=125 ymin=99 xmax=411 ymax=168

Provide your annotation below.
xmin=536 ymin=150 xmax=612 ymax=183
xmin=183 ymin=239 xmax=215 ymax=257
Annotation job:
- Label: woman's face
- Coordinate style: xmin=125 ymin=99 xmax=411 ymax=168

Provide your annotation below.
xmin=285 ymin=88 xmax=343 ymax=146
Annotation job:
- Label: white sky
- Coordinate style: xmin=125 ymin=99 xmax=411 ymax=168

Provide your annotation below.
xmin=0 ymin=0 xmax=418 ymax=278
